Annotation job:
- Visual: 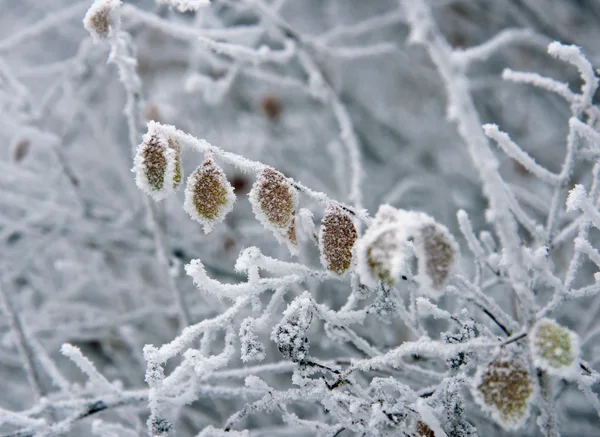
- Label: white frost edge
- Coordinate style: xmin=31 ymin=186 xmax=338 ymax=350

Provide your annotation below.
xmin=133 ymin=123 xmax=179 ymax=202
xmin=529 ymin=318 xmax=580 ymax=378
xmin=471 ymin=351 xmax=534 ymax=431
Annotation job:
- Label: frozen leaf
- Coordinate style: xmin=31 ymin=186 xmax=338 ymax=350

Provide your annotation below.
xmin=472 ymin=350 xmax=534 ymax=430
xmin=183 ymin=154 xmax=235 ymax=233
xmin=414 ymin=222 xmax=459 ymax=292
xmin=319 ymin=205 xmax=358 ymax=275
xmin=271 ymin=292 xmax=313 ymax=361
xmin=249 ymin=167 xmax=298 ymax=254
xmin=356 ymin=205 xmax=412 ymax=287
xmin=133 ymin=125 xmax=182 ymax=201
xmin=356 ymin=205 xmax=457 ymax=292
xmin=83 ymin=0 xmax=121 ymax=43
xmin=530 ymin=318 xmax=579 ymax=376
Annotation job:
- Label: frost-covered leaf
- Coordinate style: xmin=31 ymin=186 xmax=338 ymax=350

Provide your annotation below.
xmin=356 ymin=205 xmax=457 ymax=292
xmin=249 ymin=167 xmax=298 ymax=254
xmin=271 ymin=292 xmax=313 ymax=361
xmin=356 ymin=205 xmax=412 ymax=287
xmin=83 ymin=0 xmax=121 ymax=43
xmin=472 ymin=349 xmax=534 ymax=430
xmin=414 ymin=222 xmax=458 ymax=291
xmin=183 ymin=153 xmax=235 ymax=233
xmin=133 ymin=123 xmax=183 ymax=201
xmin=530 ymin=318 xmax=579 ymax=376
xmin=319 ymin=205 xmax=358 ymax=275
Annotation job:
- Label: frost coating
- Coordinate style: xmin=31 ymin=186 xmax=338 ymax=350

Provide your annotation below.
xmin=249 ymin=167 xmax=299 ymax=254
xmin=133 ymin=123 xmax=182 ymax=201
xmin=472 ymin=350 xmax=534 ymax=430
xmin=530 ymin=318 xmax=579 ymax=376
xmin=183 ymin=154 xmax=235 ymax=233
xmin=319 ymin=205 xmax=358 ymax=275
xmin=83 ymin=0 xmax=121 ymax=43
xmin=271 ymin=292 xmax=313 ymax=362
xmin=356 ymin=205 xmax=458 ymax=293
xmin=356 ymin=205 xmax=414 ymax=287
xmin=156 ymin=0 xmax=211 ymax=13
xmin=239 ymin=318 xmax=266 ymax=363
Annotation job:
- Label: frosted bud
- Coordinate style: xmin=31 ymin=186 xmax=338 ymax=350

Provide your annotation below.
xmin=271 ymin=292 xmax=313 ymax=362
xmin=83 ymin=0 xmax=121 ymax=43
xmin=249 ymin=167 xmax=299 ymax=254
xmin=472 ymin=349 xmax=534 ymax=430
xmin=183 ymin=153 xmax=235 ymax=233
xmin=133 ymin=123 xmax=183 ymax=201
xmin=530 ymin=318 xmax=579 ymax=377
xmin=319 ymin=205 xmax=358 ymax=275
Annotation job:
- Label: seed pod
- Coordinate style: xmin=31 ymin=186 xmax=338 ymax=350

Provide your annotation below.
xmin=530 ymin=318 xmax=579 ymax=376
xmin=133 ymin=126 xmax=182 ymax=201
xmin=249 ymin=167 xmax=298 ymax=254
xmin=414 ymin=222 xmax=458 ymax=292
xmin=319 ymin=205 xmax=358 ymax=275
xmin=184 ymin=153 xmax=235 ymax=233
xmin=472 ymin=350 xmax=534 ymax=430
xmin=83 ymin=0 xmax=120 ymax=42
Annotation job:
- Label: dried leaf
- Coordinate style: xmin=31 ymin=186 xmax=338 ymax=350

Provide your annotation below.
xmin=184 ymin=154 xmax=235 ymax=233
xmin=319 ymin=205 xmax=358 ymax=275
xmin=472 ymin=350 xmax=534 ymax=430
xmin=415 ymin=222 xmax=458 ymax=291
xmin=249 ymin=167 xmax=298 ymax=254
xmin=133 ymin=128 xmax=182 ymax=201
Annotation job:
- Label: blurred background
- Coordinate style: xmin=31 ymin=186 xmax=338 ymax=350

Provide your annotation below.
xmin=1 ymin=1 xmax=600 ymax=435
